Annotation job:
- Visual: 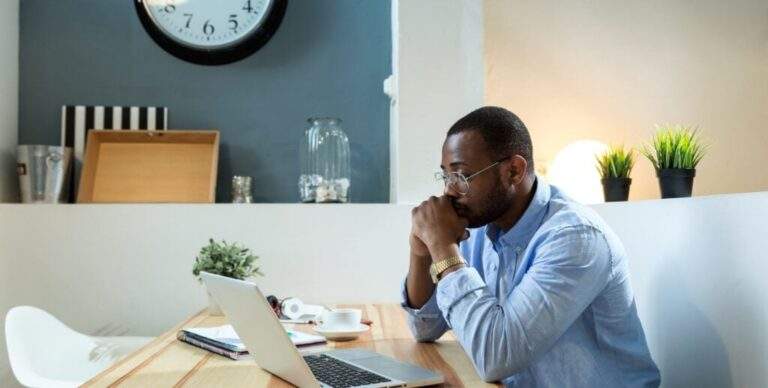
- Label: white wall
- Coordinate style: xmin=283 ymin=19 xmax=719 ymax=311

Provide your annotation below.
xmin=484 ymin=0 xmax=768 ymax=200
xmin=391 ymin=0 xmax=484 ymax=204
xmin=2 ymin=194 xmax=768 ymax=386
xmin=0 ymin=1 xmax=18 ymax=202
xmin=594 ymin=194 xmax=768 ymax=387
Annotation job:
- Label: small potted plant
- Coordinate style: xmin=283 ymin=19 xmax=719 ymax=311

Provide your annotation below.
xmin=192 ymin=238 xmax=263 ymax=315
xmin=596 ymin=145 xmax=635 ymax=202
xmin=641 ymin=124 xmax=707 ymax=198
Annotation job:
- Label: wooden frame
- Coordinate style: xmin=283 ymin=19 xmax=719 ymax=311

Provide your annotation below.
xmin=77 ymin=130 xmax=219 ymax=203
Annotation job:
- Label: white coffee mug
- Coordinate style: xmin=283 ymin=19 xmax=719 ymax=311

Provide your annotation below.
xmin=318 ymin=308 xmax=362 ymax=330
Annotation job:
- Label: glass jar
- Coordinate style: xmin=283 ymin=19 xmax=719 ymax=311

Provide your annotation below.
xmin=299 ymin=118 xmax=351 ymax=203
xmin=231 ymin=175 xmax=253 ymax=203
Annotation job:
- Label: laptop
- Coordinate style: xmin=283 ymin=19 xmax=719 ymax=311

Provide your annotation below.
xmin=200 ymin=272 xmax=444 ymax=387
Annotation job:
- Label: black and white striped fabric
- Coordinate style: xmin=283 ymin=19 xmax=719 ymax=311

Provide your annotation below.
xmin=61 ymin=105 xmax=168 ymax=160
xmin=60 ymin=105 xmax=169 ymax=202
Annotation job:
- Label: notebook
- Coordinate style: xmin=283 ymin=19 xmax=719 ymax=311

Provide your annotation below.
xmin=177 ymin=330 xmax=250 ymax=360
xmin=181 ymin=324 xmax=326 ymax=353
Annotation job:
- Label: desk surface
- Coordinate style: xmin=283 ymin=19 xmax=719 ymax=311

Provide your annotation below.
xmin=82 ymin=304 xmax=496 ymax=387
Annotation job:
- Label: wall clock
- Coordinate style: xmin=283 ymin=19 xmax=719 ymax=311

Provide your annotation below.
xmin=135 ymin=0 xmax=288 ymax=65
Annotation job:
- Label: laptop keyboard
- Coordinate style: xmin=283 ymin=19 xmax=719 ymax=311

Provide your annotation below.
xmin=303 ymin=354 xmax=392 ymax=387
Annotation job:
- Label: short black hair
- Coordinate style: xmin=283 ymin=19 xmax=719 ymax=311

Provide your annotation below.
xmin=447 ymin=106 xmax=534 ymax=173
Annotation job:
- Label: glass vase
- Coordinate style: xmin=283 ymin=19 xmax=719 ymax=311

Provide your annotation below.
xmin=299 ymin=118 xmax=351 ymax=203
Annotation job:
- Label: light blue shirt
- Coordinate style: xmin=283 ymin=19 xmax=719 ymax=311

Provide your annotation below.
xmin=402 ymin=178 xmax=661 ymax=387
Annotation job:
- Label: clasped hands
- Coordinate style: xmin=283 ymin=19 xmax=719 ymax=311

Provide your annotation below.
xmin=410 ymin=195 xmax=470 ymax=264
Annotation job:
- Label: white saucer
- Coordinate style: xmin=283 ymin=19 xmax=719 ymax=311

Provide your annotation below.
xmin=313 ymin=324 xmax=370 ymax=341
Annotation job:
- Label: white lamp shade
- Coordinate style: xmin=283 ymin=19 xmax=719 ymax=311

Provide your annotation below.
xmin=547 ymin=140 xmax=609 ymax=204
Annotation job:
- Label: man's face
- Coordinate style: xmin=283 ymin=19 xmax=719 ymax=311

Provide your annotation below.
xmin=441 ymin=131 xmax=515 ymax=228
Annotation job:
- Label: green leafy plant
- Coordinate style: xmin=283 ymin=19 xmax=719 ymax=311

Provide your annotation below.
xmin=596 ymin=145 xmax=635 ymax=179
xmin=192 ymin=238 xmax=262 ymax=281
xmin=641 ymin=124 xmax=707 ymax=170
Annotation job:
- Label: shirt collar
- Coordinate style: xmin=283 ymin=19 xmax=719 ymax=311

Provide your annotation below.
xmin=486 ymin=176 xmax=551 ymax=246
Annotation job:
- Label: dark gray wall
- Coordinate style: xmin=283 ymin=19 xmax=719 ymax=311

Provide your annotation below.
xmin=19 ymin=0 xmax=391 ymax=203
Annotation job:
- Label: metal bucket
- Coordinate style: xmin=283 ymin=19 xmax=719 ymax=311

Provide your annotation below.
xmin=17 ymin=145 xmax=73 ymax=203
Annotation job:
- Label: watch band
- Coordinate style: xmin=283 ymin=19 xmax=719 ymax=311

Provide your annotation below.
xmin=430 ymin=256 xmax=466 ymax=283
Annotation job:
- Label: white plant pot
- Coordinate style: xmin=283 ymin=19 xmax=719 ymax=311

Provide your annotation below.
xmin=207 ymin=290 xmax=224 ymax=316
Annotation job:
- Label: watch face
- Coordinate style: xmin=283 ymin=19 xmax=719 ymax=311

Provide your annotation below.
xmin=135 ymin=0 xmax=287 ymax=65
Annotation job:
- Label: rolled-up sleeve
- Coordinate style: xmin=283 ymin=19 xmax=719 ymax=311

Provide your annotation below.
xmin=400 ymin=278 xmax=449 ymax=342
xmin=434 ymin=225 xmax=612 ymax=382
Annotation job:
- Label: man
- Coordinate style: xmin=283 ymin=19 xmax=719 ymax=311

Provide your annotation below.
xmin=403 ymin=106 xmax=661 ymax=387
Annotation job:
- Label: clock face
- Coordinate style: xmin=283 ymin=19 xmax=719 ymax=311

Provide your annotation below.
xmin=135 ymin=0 xmax=287 ymax=65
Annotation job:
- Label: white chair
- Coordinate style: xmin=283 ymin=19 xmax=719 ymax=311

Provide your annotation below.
xmin=5 ymin=306 xmax=153 ymax=388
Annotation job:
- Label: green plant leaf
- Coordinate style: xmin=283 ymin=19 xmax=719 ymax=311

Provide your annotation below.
xmin=641 ymin=124 xmax=708 ymax=170
xmin=596 ymin=145 xmax=635 ymax=179
xmin=192 ymin=238 xmax=263 ymax=281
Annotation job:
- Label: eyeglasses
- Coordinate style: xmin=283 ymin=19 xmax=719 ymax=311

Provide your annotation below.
xmin=434 ymin=159 xmax=505 ymax=196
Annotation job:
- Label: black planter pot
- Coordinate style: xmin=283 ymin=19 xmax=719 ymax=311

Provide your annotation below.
xmin=601 ymin=177 xmax=631 ymax=202
xmin=657 ymin=168 xmax=696 ymax=198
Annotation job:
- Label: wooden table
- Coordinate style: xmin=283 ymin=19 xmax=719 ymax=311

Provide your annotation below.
xmin=83 ymin=304 xmax=496 ymax=387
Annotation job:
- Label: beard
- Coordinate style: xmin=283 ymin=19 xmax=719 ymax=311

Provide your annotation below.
xmin=452 ymin=178 xmax=514 ymax=228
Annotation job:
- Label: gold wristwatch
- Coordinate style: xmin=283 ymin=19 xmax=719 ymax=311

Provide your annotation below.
xmin=430 ymin=256 xmax=466 ymax=283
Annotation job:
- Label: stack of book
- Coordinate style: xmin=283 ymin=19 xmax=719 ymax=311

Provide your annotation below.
xmin=177 ymin=324 xmax=326 ymax=360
